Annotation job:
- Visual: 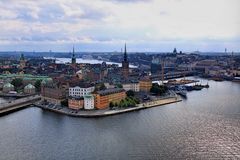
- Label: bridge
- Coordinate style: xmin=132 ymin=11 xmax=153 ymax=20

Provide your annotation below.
xmin=0 ymin=95 xmax=41 ymax=115
xmin=150 ymin=71 xmax=195 ymax=81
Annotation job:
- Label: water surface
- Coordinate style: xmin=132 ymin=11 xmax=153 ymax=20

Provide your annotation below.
xmin=0 ymin=77 xmax=239 ymax=159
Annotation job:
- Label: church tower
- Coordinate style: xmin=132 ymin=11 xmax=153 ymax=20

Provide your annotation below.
xmin=71 ymin=46 xmax=76 ymax=65
xmin=122 ymin=43 xmax=129 ymax=78
xmin=19 ymin=53 xmax=26 ymax=69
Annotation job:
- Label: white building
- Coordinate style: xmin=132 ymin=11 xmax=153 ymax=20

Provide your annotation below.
xmin=69 ymin=84 xmax=95 ymax=97
xmin=84 ymin=94 xmax=94 ymax=110
xmin=122 ymin=82 xmax=140 ymax=92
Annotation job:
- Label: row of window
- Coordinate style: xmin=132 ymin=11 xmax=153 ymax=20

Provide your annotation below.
xmin=69 ymin=89 xmax=89 ymax=92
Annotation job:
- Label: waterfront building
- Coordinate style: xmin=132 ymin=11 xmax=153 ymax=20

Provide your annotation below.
xmin=122 ymin=44 xmax=129 ymax=79
xmin=19 ymin=53 xmax=26 ymax=69
xmin=83 ymin=94 xmax=95 ymax=110
xmin=139 ymin=76 xmax=152 ymax=92
xmin=68 ymin=96 xmax=84 ymax=110
xmin=94 ymin=88 xmax=126 ymax=109
xmin=2 ymin=82 xmax=14 ymax=93
xmin=69 ymin=83 xmax=95 ymax=97
xmin=24 ymin=84 xmax=36 ymax=94
xmin=41 ymin=82 xmax=66 ymax=104
xmin=122 ymin=82 xmax=140 ymax=92
xmin=194 ymin=60 xmax=218 ymax=73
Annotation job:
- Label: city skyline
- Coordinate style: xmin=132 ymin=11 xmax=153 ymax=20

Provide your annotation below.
xmin=0 ymin=0 xmax=239 ymax=52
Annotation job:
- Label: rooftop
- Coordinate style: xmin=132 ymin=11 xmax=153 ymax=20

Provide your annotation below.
xmin=96 ymin=88 xmax=125 ymax=96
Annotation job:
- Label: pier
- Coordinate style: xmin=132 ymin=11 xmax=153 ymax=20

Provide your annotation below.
xmin=150 ymin=71 xmax=195 ymax=81
xmin=0 ymin=95 xmax=41 ymax=115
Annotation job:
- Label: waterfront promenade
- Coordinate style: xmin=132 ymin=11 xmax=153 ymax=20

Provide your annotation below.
xmin=0 ymin=94 xmax=181 ymax=117
xmin=35 ymin=96 xmax=182 ymax=118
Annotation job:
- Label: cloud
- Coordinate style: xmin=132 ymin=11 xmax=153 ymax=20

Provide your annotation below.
xmin=0 ymin=0 xmax=239 ymax=52
xmin=106 ymin=0 xmax=152 ymax=3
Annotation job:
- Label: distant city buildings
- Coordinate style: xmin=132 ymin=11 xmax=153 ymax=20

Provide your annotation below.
xmin=1 ymin=46 xmax=240 ymax=110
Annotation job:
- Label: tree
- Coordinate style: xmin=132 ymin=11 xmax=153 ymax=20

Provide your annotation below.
xmin=116 ymin=83 xmax=123 ymax=88
xmin=61 ymin=100 xmax=68 ymax=107
xmin=99 ymin=83 xmax=106 ymax=90
xmin=123 ymin=100 xmax=128 ymax=108
xmin=11 ymin=78 xmax=23 ymax=90
xmin=126 ymin=90 xmax=134 ymax=97
xmin=34 ymin=80 xmax=42 ymax=92
xmin=150 ymin=83 xmax=167 ymax=95
xmin=94 ymin=83 xmax=107 ymax=91
xmin=132 ymin=97 xmax=140 ymax=104
xmin=114 ymin=102 xmax=118 ymax=108
xmin=109 ymin=102 xmax=114 ymax=110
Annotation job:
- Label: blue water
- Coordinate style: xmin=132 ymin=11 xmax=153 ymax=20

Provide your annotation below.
xmin=0 ymin=77 xmax=239 ymax=159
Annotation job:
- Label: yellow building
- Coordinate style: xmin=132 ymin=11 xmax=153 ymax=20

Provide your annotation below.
xmin=139 ymin=76 xmax=152 ymax=92
xmin=68 ymin=97 xmax=84 ymax=110
xmin=94 ymin=88 xmax=126 ymax=109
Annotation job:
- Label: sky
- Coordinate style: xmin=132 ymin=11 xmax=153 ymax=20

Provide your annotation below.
xmin=0 ymin=0 xmax=239 ymax=52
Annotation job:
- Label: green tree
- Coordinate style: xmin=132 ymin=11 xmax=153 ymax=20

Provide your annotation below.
xmin=116 ymin=83 xmax=123 ymax=88
xmin=132 ymin=97 xmax=140 ymax=104
xmin=123 ymin=100 xmax=128 ymax=108
xmin=126 ymin=90 xmax=134 ymax=97
xmin=99 ymin=83 xmax=106 ymax=90
xmin=61 ymin=100 xmax=68 ymax=107
xmin=34 ymin=80 xmax=42 ymax=92
xmin=109 ymin=102 xmax=114 ymax=110
xmin=11 ymin=78 xmax=23 ymax=90
xmin=114 ymin=102 xmax=118 ymax=108
xmin=150 ymin=83 xmax=167 ymax=95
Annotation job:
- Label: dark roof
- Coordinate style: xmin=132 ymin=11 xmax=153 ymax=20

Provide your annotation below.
xmin=69 ymin=82 xmax=94 ymax=88
xmin=68 ymin=96 xmax=84 ymax=100
xmin=97 ymin=88 xmax=125 ymax=96
xmin=140 ymin=76 xmax=151 ymax=81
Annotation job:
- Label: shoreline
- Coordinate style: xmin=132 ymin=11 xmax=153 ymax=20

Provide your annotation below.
xmin=34 ymin=96 xmax=182 ymax=118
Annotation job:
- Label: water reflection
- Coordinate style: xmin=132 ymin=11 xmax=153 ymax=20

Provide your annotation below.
xmin=0 ymin=77 xmax=239 ymax=159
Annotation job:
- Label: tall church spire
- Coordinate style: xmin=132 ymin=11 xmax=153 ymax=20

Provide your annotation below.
xmin=122 ymin=43 xmax=129 ymax=79
xmin=124 ymin=43 xmax=127 ymax=62
xmin=72 ymin=45 xmax=75 ymax=57
xmin=71 ymin=45 xmax=76 ymax=64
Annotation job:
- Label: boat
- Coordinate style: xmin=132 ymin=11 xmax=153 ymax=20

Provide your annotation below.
xmin=233 ymin=77 xmax=240 ymax=83
xmin=175 ymin=86 xmax=187 ymax=97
